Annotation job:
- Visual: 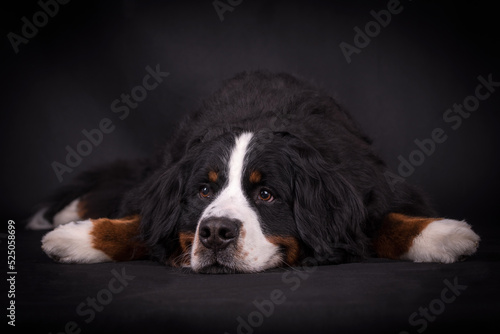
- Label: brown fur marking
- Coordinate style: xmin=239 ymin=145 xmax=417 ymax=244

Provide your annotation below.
xmin=373 ymin=213 xmax=437 ymax=259
xmin=208 ymin=170 xmax=218 ymax=183
xmin=179 ymin=232 xmax=194 ymax=254
xmin=249 ymin=170 xmax=262 ymax=184
xmin=266 ymin=236 xmax=300 ymax=265
xmin=165 ymin=232 xmax=195 ymax=267
xmin=90 ymin=215 xmax=148 ymax=261
xmin=76 ymin=198 xmax=89 ymax=220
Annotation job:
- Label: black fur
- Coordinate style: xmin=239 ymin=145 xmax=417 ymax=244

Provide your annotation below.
xmin=40 ymin=71 xmax=435 ymax=266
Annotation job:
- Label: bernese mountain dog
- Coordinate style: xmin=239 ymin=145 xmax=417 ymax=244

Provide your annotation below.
xmin=30 ymin=71 xmax=480 ymax=274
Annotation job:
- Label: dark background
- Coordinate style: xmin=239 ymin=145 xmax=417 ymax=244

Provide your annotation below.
xmin=1 ymin=1 xmax=499 ymax=333
xmin=1 ymin=0 xmax=499 ymax=234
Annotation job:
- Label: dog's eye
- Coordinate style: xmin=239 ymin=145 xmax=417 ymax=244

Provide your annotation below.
xmin=258 ymin=189 xmax=274 ymax=202
xmin=200 ymin=186 xmax=212 ymax=198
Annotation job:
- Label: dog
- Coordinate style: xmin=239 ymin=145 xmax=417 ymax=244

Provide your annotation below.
xmin=31 ymin=71 xmax=480 ymax=273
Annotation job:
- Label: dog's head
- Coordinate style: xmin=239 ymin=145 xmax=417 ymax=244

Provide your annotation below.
xmin=138 ymin=130 xmax=368 ymax=273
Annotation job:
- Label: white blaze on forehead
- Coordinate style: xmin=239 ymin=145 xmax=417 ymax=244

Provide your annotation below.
xmin=228 ymin=132 xmax=252 ymax=190
xmin=191 ymin=132 xmax=281 ymax=272
xmin=199 ymin=132 xmax=254 ymax=219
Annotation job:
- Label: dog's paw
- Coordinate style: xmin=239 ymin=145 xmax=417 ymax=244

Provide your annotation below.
xmin=41 ymin=220 xmax=112 ymax=264
xmin=403 ymin=219 xmax=480 ymax=263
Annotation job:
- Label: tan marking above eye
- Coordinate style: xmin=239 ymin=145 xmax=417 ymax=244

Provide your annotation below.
xmin=208 ymin=170 xmax=218 ymax=183
xmin=249 ymin=170 xmax=262 ymax=183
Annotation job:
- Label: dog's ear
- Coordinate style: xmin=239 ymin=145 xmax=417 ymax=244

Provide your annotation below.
xmin=285 ymin=135 xmax=369 ymax=264
xmin=133 ymin=162 xmax=188 ymax=262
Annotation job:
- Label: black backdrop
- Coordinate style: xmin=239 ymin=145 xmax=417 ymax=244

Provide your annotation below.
xmin=1 ymin=1 xmax=500 ymax=333
xmin=2 ymin=1 xmax=499 ymax=234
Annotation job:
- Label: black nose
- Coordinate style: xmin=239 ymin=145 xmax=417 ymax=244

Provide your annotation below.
xmin=198 ymin=217 xmax=241 ymax=251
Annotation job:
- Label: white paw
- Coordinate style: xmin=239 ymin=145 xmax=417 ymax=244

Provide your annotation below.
xmin=41 ymin=220 xmax=112 ymax=264
xmin=403 ymin=219 xmax=480 ymax=263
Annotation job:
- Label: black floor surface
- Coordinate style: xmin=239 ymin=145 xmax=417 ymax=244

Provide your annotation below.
xmin=8 ymin=230 xmax=500 ymax=334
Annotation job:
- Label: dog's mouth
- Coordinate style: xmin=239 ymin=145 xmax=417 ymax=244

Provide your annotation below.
xmin=195 ymin=253 xmax=243 ymax=274
xmin=192 ymin=247 xmax=284 ymax=274
xmin=197 ymin=261 xmax=241 ymax=274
